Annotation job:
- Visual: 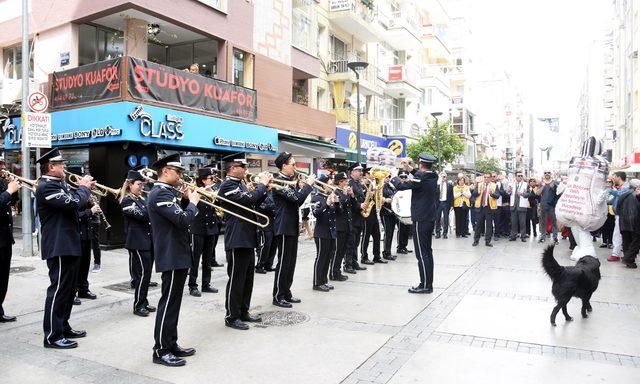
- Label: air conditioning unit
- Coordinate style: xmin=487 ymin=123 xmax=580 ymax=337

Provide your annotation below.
xmin=0 ymin=78 xmax=38 ymax=105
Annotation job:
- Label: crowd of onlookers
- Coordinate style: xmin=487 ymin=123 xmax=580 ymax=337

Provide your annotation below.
xmin=434 ymin=169 xmax=639 ymax=269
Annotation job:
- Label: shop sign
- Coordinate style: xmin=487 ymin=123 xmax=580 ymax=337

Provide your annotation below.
xmin=388 ymin=66 xmax=404 ymax=82
xmin=246 ymin=159 xmax=262 ymax=168
xmin=330 ymin=0 xmax=351 ymax=11
xmin=22 ymin=112 xmax=51 ymax=148
xmin=213 ymin=136 xmax=276 ymax=152
xmin=129 ymin=105 xmax=184 ymax=141
xmin=51 ymin=58 xmax=121 ymax=107
xmin=335 ymin=127 xmax=406 ymax=157
xmin=128 ymin=57 xmax=257 ymax=121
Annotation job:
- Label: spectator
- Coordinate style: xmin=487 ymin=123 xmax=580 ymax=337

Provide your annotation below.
xmin=536 ymin=170 xmax=559 ymax=244
xmin=507 ymin=171 xmax=529 ymax=242
xmin=452 ymin=176 xmax=471 ymax=238
xmin=599 ymin=178 xmax=616 ymax=249
xmin=608 ymin=171 xmax=630 ymax=262
xmin=617 ymin=179 xmax=640 ymax=269
xmin=526 ymin=178 xmax=539 ymax=238
xmin=189 ymin=63 xmax=200 ymax=74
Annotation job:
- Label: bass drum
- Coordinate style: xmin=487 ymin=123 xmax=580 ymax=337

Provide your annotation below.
xmin=391 ymin=190 xmax=412 ymax=225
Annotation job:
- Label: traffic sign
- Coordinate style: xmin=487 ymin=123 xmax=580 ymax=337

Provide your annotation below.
xmin=22 ymin=112 xmax=52 ymax=148
xmin=28 ymin=91 xmax=49 ymax=113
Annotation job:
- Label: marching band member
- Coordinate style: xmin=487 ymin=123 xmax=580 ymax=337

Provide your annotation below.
xmin=75 ymin=178 xmax=101 ymax=304
xmin=380 ymin=175 xmax=398 ymax=261
xmin=0 ymin=157 xmax=20 ymax=323
xmin=395 ymin=170 xmax=412 ymax=254
xmin=311 ymin=175 xmax=338 ymax=292
xmin=188 ymin=166 xmax=220 ymax=296
xmin=344 ymin=163 xmax=366 ymax=274
xmin=361 ymin=168 xmax=386 ymax=264
xmin=330 ymin=172 xmax=352 ymax=282
xmin=120 ymin=170 xmax=156 ymax=317
xmin=36 ymin=148 xmax=93 ymax=349
xmin=392 ymin=154 xmax=439 ymax=294
xmin=218 ymin=159 xmax=270 ymax=330
xmin=271 ymin=152 xmax=315 ymax=308
xmin=148 ymin=154 xmax=199 ymax=367
xmin=255 ymin=188 xmax=277 ymax=274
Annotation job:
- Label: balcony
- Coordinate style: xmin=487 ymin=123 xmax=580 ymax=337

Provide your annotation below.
xmin=422 ymin=25 xmax=452 ymax=62
xmin=379 ymin=10 xmax=422 ymax=50
xmin=331 ymin=107 xmax=382 ymax=136
xmin=381 ymin=119 xmax=424 ymax=138
xmin=385 ymin=65 xmax=422 ymax=99
xmin=328 ymin=0 xmax=381 ymax=42
xmin=420 ymin=65 xmax=450 ymax=95
xmin=327 ymin=55 xmax=384 ymax=95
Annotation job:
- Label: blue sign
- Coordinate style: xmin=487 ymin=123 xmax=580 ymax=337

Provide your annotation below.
xmin=140 ymin=156 xmax=150 ymax=166
xmin=335 ymin=127 xmax=406 ymax=158
xmin=4 ymin=101 xmax=279 ymax=154
xmin=127 ymin=155 xmax=138 ymax=167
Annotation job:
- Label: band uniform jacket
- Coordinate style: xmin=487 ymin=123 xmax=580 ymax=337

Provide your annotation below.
xmin=272 ymin=174 xmax=313 ymax=236
xmin=334 ymin=189 xmax=352 ymax=232
xmin=218 ymin=177 xmax=268 ymax=250
xmin=257 ymin=191 xmax=276 ymax=233
xmin=36 ymin=176 xmax=91 ymax=260
xmin=348 ymin=179 xmax=365 ymax=227
xmin=0 ymin=179 xmax=18 ymax=247
xmin=391 ymin=169 xmax=438 ymax=223
xmin=311 ymin=191 xmax=337 ymax=239
xmin=191 ymin=199 xmax=220 ymax=236
xmin=381 ymin=182 xmax=396 ymax=217
xmin=120 ymin=194 xmax=152 ymax=250
xmin=147 ymin=182 xmax=198 ymax=272
xmin=77 ymin=199 xmax=95 ymax=241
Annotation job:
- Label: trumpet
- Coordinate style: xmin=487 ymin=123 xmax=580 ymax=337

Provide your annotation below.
xmin=295 ymin=170 xmax=338 ymax=192
xmin=245 ymin=174 xmax=291 ymax=190
xmin=139 ymin=168 xmax=270 ymax=228
xmin=0 ymin=169 xmax=37 ymax=193
xmin=64 ymin=171 xmax=122 ymax=198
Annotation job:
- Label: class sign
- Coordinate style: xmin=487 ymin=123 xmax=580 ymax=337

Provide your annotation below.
xmin=22 ymin=112 xmax=52 ymax=148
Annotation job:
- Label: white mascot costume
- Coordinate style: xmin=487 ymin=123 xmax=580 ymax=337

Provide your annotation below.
xmin=556 ymin=137 xmax=609 ymax=260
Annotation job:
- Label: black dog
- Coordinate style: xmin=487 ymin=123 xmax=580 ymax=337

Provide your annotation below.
xmin=541 ymin=246 xmax=601 ymax=326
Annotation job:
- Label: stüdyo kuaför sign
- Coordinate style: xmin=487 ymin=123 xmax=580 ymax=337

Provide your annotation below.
xmin=51 ymin=58 xmax=121 ymax=107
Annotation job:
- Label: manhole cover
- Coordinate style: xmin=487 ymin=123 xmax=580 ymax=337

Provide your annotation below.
xmin=10 ymin=266 xmax=35 ymax=274
xmin=104 ymin=281 xmax=160 ymax=293
xmin=259 ymin=310 xmax=309 ymax=327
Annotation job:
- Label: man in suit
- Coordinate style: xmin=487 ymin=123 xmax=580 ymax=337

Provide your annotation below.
xmin=435 ymin=171 xmax=454 ymax=239
xmin=148 ymin=154 xmax=200 ymax=367
xmin=471 ymin=173 xmax=501 ymax=247
xmin=36 ymin=148 xmax=93 ymax=349
xmin=271 ymin=152 xmax=315 ymax=308
xmin=508 ymin=172 xmax=530 ymax=242
xmin=0 ymin=157 xmax=20 ymax=323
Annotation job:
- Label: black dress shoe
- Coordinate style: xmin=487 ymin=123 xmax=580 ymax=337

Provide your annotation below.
xmin=383 ymin=255 xmax=397 ymax=261
xmin=329 ymin=274 xmax=348 ymax=281
xmin=202 ymin=286 xmax=219 ymax=293
xmin=272 ymin=299 xmax=292 ymax=308
xmin=77 ymin=291 xmax=97 ymax=300
xmin=73 ymin=297 xmax=81 ymax=305
xmin=521 ymin=238 xmax=527 ymax=242
xmin=255 ymin=267 xmax=267 ymax=274
xmin=626 ymin=262 xmax=638 ymax=269
xmin=134 ymin=307 xmax=150 ymax=317
xmin=63 ymin=329 xmax=87 ymax=338
xmin=265 ymin=267 xmax=276 ymax=272
xmin=145 ymin=305 xmax=157 ymax=312
xmin=211 ymin=262 xmax=224 ymax=268
xmin=354 ymin=264 xmax=367 ymax=270
xmin=149 ymin=281 xmax=159 ymax=287
xmin=485 ymin=243 xmax=493 ymax=247
xmin=313 ymin=285 xmax=330 ymax=292
xmin=373 ymin=258 xmax=388 ymax=264
xmin=396 ymin=249 xmax=408 ymax=254
xmin=509 ymin=237 xmax=516 ymax=241
xmin=408 ymin=286 xmax=433 ymax=294
xmin=324 ymin=284 xmax=335 ymax=290
xmin=435 ymin=234 xmax=441 ymax=239
xmin=225 ymin=318 xmax=250 ymax=330
xmin=287 ymin=297 xmax=301 ymax=303
xmin=189 ymin=288 xmax=201 ymax=297
xmin=172 ymin=345 xmax=196 ymax=357
xmin=44 ymin=338 xmax=78 ymax=349
xmin=472 ymin=241 xmax=479 ymax=246
xmin=599 ymin=244 xmax=609 ymax=248
xmin=153 ymin=353 xmax=186 ymax=367
xmin=361 ymin=259 xmax=374 ymax=265
xmin=0 ymin=314 xmax=17 ymax=322
xmin=344 ymin=267 xmax=356 ymax=274
xmin=443 ymin=235 xmax=448 ymax=239
xmin=240 ymin=313 xmax=262 ymax=323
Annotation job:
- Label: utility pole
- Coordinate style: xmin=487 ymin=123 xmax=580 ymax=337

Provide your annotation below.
xmin=21 ymin=0 xmax=33 ymax=256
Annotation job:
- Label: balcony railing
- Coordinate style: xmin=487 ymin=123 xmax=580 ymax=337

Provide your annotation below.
xmin=420 ymin=64 xmax=449 ymax=89
xmin=331 ymin=107 xmax=381 ymax=136
xmin=388 ymin=10 xmax=420 ymax=35
xmin=328 ymin=55 xmax=383 ymax=89
xmin=381 ymin=119 xmax=423 ymax=138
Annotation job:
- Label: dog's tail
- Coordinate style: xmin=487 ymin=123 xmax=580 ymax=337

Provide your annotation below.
xmin=541 ymin=245 xmax=564 ymax=281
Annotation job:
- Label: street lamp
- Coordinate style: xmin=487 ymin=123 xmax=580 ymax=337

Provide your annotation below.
xmin=431 ymin=111 xmax=443 ymax=162
xmin=347 ymin=61 xmax=369 ymax=163
xmin=469 ymin=132 xmax=479 ymax=168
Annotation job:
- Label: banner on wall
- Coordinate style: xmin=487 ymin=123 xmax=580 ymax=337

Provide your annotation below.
xmin=51 ymin=58 xmax=121 ymax=107
xmin=335 ymin=127 xmax=406 ymax=158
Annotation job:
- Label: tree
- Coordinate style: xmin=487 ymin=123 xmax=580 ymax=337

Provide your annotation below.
xmin=474 ymin=155 xmax=501 ymax=174
xmin=407 ymin=120 xmax=465 ymax=171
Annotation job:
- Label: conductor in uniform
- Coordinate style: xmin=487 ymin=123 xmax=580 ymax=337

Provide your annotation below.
xmin=0 ymin=157 xmax=21 ymax=323
xmin=36 ymin=148 xmax=93 ymax=348
xmin=272 ymin=152 xmax=315 ymax=308
xmin=218 ymin=159 xmax=270 ymax=330
xmin=147 ymin=154 xmax=200 ymax=367
xmin=391 ymin=154 xmax=438 ymax=294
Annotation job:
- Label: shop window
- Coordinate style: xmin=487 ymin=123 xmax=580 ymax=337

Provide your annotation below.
xmin=194 ymin=40 xmax=218 ymax=77
xmin=168 ymin=43 xmax=193 ymax=71
xmin=78 ymin=24 xmax=97 ymax=65
xmin=148 ymin=42 xmax=167 ymax=65
xmin=77 ymin=24 xmax=123 ymax=66
xmin=97 ymin=29 xmax=124 ymax=61
xmin=2 ymin=43 xmax=34 ymax=80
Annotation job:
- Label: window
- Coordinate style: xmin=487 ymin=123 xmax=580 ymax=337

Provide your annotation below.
xmin=168 ymin=43 xmax=193 ymax=71
xmin=233 ymin=49 xmax=245 ymax=86
xmin=97 ymin=29 xmax=124 ymax=61
xmin=148 ymin=43 xmax=167 ymax=65
xmin=78 ymin=24 xmax=97 ymax=65
xmin=77 ymin=24 xmax=123 ymax=66
xmin=194 ymin=41 xmax=218 ymax=77
xmin=330 ymin=35 xmax=347 ymax=60
xmin=2 ymin=44 xmax=34 ymax=80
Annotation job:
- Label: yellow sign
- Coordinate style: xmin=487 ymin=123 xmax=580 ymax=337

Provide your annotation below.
xmin=348 ymin=132 xmax=357 ymax=150
xmin=387 ymin=139 xmax=404 ymax=156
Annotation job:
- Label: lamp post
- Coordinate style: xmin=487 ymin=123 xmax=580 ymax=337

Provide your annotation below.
xmin=347 ymin=61 xmax=369 ymax=163
xmin=469 ymin=132 xmax=479 ymax=169
xmin=431 ymin=111 xmax=443 ymax=161
xmin=21 ymin=0 xmax=33 ymax=256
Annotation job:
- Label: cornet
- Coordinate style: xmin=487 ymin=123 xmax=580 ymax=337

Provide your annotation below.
xmin=64 ymin=171 xmax=122 ymax=199
xmin=0 ymin=170 xmax=37 ymax=193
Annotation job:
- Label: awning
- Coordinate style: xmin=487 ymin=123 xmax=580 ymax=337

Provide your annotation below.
xmin=615 ymin=163 xmax=640 ymax=173
xmin=278 ymin=135 xmax=346 ymax=159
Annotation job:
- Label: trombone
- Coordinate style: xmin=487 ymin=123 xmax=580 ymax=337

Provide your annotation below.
xmin=0 ymin=169 xmax=37 ymax=193
xmin=295 ymin=170 xmax=337 ymax=192
xmin=245 ymin=174 xmax=291 ymax=190
xmin=64 ymin=170 xmax=122 ymax=199
xmin=139 ymin=168 xmax=270 ymax=228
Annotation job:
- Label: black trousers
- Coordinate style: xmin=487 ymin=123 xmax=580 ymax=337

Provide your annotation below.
xmin=0 ymin=246 xmax=12 ymax=316
xmin=153 ymin=268 xmax=188 ymax=357
xmin=89 ymin=224 xmax=101 ymax=265
xmin=314 ymin=238 xmax=335 ymax=286
xmin=381 ymin=214 xmax=397 ymax=255
xmin=43 ymin=256 xmax=80 ymax=345
xmin=361 ymin=215 xmax=381 ymax=261
xmin=256 ymin=230 xmax=277 ymax=269
xmin=601 ymin=214 xmax=615 ymax=244
xmin=209 ymin=234 xmax=220 ymax=264
xmin=510 ymin=209 xmax=527 ymax=239
xmin=568 ymin=228 xmax=577 ymax=249
xmin=76 ymin=240 xmax=92 ymax=293
xmin=453 ymin=207 xmax=469 ymax=237
xmin=435 ymin=202 xmax=450 ymax=236
xmin=397 ymin=223 xmax=410 ymax=250
xmin=129 ymin=249 xmax=152 ymax=310
xmin=345 ymin=225 xmax=363 ymax=268
xmin=225 ymin=248 xmax=255 ymax=320
xmin=621 ymin=231 xmax=640 ymax=264
xmin=474 ymin=207 xmax=495 ymax=244
xmin=412 ymin=221 xmax=434 ymax=289
xmin=273 ymin=235 xmax=299 ymax=301
xmin=189 ymin=234 xmax=215 ymax=289
xmin=331 ymin=231 xmax=350 ymax=278
xmin=501 ymin=206 xmax=511 ymax=236
xmin=526 ymin=207 xmax=538 ymax=236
